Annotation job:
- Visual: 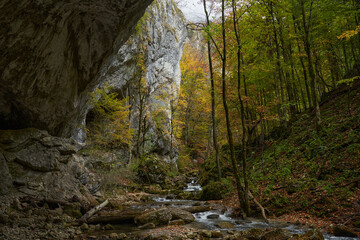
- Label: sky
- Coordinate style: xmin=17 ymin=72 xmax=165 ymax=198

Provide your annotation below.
xmin=176 ymin=0 xmax=206 ymax=22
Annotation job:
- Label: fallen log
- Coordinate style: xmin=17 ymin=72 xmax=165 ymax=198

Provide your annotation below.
xmin=248 ymin=191 xmax=269 ymax=223
xmin=87 ymin=209 xmax=143 ymax=224
xmin=78 ymin=199 xmax=109 ymax=224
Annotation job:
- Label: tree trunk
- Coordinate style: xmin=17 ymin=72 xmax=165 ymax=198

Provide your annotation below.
xmin=78 ymin=199 xmax=109 ymax=224
xmin=232 ymin=0 xmax=250 ymax=217
xmin=220 ymin=0 xmax=246 ymax=216
xmin=300 ymin=0 xmax=321 ymax=130
xmin=203 ymin=0 xmax=221 ymax=180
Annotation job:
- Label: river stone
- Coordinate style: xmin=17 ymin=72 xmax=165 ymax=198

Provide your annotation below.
xmin=168 ymin=208 xmax=195 ymax=223
xmin=261 ymin=228 xmax=292 ymax=240
xmin=109 ymin=233 xmax=119 ymax=239
xmin=201 ymin=230 xmax=212 ymax=238
xmin=215 ymin=221 xmax=235 ymax=229
xmin=138 ymin=223 xmax=156 ymax=229
xmin=134 ymin=208 xmax=172 ymax=226
xmin=207 ymin=214 xmax=220 ymax=219
xmin=211 ymin=230 xmax=223 ymax=238
xmin=302 ymin=229 xmax=324 ymax=240
xmin=80 ymin=223 xmax=89 ymax=231
xmin=169 ymin=219 xmax=186 ymax=225
xmin=240 ymin=228 xmax=264 ymax=240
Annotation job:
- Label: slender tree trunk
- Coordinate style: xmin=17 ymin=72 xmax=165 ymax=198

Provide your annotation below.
xmin=293 ymin=15 xmax=312 ymax=108
xmin=232 ymin=0 xmax=250 ymax=217
xmin=269 ymin=1 xmax=286 ymax=127
xmin=203 ymin=0 xmax=221 ymax=180
xmin=300 ymin=0 xmax=321 ymax=129
xmin=219 ymin=0 xmax=246 ymax=216
xmin=342 ymin=42 xmax=350 ymax=73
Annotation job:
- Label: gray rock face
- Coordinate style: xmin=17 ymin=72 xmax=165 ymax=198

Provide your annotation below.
xmin=0 ymin=129 xmax=100 ymax=203
xmin=96 ymin=0 xmax=187 ymax=163
xmin=0 ymin=0 xmax=153 ymax=138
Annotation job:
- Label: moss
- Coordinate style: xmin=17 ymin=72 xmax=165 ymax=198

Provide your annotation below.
xmin=200 ymin=179 xmax=232 ymax=201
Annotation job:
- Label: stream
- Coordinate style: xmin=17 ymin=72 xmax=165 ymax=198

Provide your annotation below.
xmin=89 ymin=180 xmax=359 ymax=240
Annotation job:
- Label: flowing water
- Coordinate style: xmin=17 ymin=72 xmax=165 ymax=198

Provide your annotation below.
xmin=177 ymin=181 xmax=358 ymax=240
xmin=89 ymin=181 xmax=359 ymax=240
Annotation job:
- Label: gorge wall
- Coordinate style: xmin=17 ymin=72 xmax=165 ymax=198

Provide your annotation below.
xmin=94 ymin=0 xmax=187 ymax=163
xmin=0 ymin=0 xmax=153 ymax=138
xmin=0 ymin=0 xmax=187 ymax=202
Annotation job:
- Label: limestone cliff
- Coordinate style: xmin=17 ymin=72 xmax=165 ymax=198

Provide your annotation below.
xmin=0 ymin=0 xmax=153 ymax=201
xmin=94 ymin=0 xmax=187 ymax=163
xmin=0 ymin=0 xmax=153 ymax=138
xmin=0 ymin=0 xmax=188 ymax=201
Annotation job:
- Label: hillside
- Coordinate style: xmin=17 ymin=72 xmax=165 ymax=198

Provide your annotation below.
xmin=248 ymin=81 xmax=360 ymax=234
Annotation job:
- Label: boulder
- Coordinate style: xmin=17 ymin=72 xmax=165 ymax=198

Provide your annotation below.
xmin=167 ymin=208 xmax=195 ymax=223
xmin=302 ymin=229 xmax=324 ymax=240
xmin=215 ymin=221 xmax=235 ymax=229
xmin=134 ymin=208 xmax=172 ymax=226
xmin=139 ymin=222 xmax=156 ymax=229
xmin=134 ymin=207 xmax=195 ymax=227
xmin=207 ymin=214 xmax=220 ymax=219
xmin=169 ymin=219 xmax=186 ymax=225
xmin=0 ymin=128 xmax=101 ymax=204
xmin=240 ymin=228 xmax=264 ymax=240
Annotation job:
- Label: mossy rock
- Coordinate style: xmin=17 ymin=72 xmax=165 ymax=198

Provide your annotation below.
xmin=63 ymin=203 xmax=82 ymax=218
xmin=200 ymin=179 xmax=232 ymax=201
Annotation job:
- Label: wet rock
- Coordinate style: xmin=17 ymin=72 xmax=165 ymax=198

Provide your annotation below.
xmin=301 ymin=229 xmax=324 ymax=240
xmin=201 ymin=230 xmax=213 ymax=238
xmin=240 ymin=228 xmax=264 ymax=240
xmin=64 ymin=203 xmax=82 ymax=218
xmin=211 ymin=230 xmax=223 ymax=238
xmin=333 ymin=225 xmax=357 ymax=238
xmin=104 ymin=224 xmax=115 ymax=230
xmin=135 ymin=208 xmax=172 ymax=226
xmin=169 ymin=219 xmax=186 ymax=225
xmin=181 ymin=205 xmax=211 ymax=213
xmin=139 ymin=223 xmax=156 ymax=229
xmin=261 ymin=228 xmax=292 ymax=240
xmin=167 ymin=208 xmax=195 ymax=223
xmin=118 ymin=233 xmax=128 ymax=239
xmin=215 ymin=221 xmax=235 ymax=229
xmin=80 ymin=223 xmax=89 ymax=231
xmin=207 ymin=214 xmax=220 ymax=219
xmin=109 ymin=233 xmax=119 ymax=239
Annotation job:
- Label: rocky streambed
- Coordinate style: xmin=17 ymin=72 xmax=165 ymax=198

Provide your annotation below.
xmin=1 ymin=181 xmax=359 ymax=240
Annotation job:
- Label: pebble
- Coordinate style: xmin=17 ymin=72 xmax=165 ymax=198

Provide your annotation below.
xmin=80 ymin=223 xmax=89 ymax=230
xmin=109 ymin=233 xmax=119 ymax=239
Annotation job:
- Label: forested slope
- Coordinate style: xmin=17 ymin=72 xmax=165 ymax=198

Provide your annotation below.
xmin=249 ymin=80 xmax=360 ymax=233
